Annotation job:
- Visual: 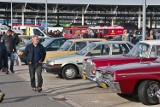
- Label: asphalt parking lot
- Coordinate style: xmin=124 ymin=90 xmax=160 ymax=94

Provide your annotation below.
xmin=7 ymin=64 xmax=160 ymax=107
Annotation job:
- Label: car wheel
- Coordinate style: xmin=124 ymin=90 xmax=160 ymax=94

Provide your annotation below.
xmin=62 ymin=65 xmax=78 ymax=79
xmin=138 ymin=80 xmax=160 ymax=105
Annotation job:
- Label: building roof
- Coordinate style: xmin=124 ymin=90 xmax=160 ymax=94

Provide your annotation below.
xmin=1 ymin=0 xmax=160 ymax=5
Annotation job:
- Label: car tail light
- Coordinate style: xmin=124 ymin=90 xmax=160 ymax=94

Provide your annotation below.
xmin=91 ymin=63 xmax=96 ymax=76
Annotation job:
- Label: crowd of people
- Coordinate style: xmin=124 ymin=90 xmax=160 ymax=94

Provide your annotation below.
xmin=0 ymin=30 xmax=46 ymax=103
xmin=48 ymin=30 xmax=63 ymax=37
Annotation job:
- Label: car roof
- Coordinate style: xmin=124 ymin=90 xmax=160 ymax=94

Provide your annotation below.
xmin=139 ymin=40 xmax=160 ymax=45
xmin=92 ymin=41 xmax=133 ymax=45
xmin=67 ymin=38 xmax=106 ymax=42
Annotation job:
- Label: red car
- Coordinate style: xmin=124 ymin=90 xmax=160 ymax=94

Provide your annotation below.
xmin=95 ymin=58 xmax=160 ymax=105
xmin=83 ymin=40 xmax=160 ymax=81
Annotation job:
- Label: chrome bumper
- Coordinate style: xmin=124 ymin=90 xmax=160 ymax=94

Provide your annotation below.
xmin=82 ymin=72 xmax=97 ymax=82
xmin=96 ymin=78 xmax=122 ymax=93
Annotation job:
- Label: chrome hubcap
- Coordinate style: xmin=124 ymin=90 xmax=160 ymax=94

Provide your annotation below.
xmin=65 ymin=68 xmax=75 ymax=78
xmin=147 ymin=81 xmax=160 ymax=98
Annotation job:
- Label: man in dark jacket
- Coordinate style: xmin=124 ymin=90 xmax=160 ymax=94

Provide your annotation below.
xmin=24 ymin=35 xmax=46 ymax=92
xmin=0 ymin=42 xmax=8 ymax=102
xmin=1 ymin=30 xmax=16 ymax=74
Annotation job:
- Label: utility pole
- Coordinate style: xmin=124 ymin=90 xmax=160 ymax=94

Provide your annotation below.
xmin=11 ymin=0 xmax=13 ymax=29
xmin=142 ymin=0 xmax=146 ymax=41
xmin=45 ymin=0 xmax=48 ymax=34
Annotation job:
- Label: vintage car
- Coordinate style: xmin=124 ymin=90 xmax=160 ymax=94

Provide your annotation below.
xmin=43 ymin=38 xmax=106 ymax=63
xmin=18 ymin=37 xmax=68 ymax=63
xmin=82 ymin=40 xmax=160 ymax=81
xmin=43 ymin=41 xmax=133 ymax=79
xmin=95 ymin=56 xmax=160 ymax=105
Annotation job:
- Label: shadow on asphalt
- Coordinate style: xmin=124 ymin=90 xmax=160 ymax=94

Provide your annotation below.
xmin=3 ymin=94 xmax=46 ymax=103
xmin=117 ymin=94 xmax=140 ymax=102
xmin=0 ymin=81 xmax=29 ymax=85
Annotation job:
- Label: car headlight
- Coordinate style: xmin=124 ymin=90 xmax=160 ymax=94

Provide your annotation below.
xmin=91 ymin=64 xmax=96 ymax=75
xmin=87 ymin=59 xmax=93 ymax=65
xmin=96 ymin=70 xmax=103 ymax=79
xmin=48 ymin=61 xmax=55 ymax=66
xmin=103 ymin=73 xmax=114 ymax=82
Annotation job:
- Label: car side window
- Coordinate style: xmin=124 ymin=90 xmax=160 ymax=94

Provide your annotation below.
xmin=47 ymin=40 xmax=61 ymax=51
xmin=60 ymin=39 xmax=67 ymax=45
xmin=89 ymin=45 xmax=102 ymax=56
xmin=120 ymin=44 xmax=130 ymax=54
xmin=70 ymin=42 xmax=87 ymax=51
xmin=102 ymin=44 xmax=110 ymax=55
xmin=33 ymin=29 xmax=44 ymax=36
xmin=112 ymin=44 xmax=122 ymax=55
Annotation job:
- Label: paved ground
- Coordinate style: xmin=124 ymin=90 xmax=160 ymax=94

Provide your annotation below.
xmin=0 ymin=64 xmax=160 ymax=107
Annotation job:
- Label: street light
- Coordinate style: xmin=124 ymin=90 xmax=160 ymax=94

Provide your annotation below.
xmin=35 ymin=16 xmax=39 ymax=26
xmin=142 ymin=0 xmax=146 ymax=41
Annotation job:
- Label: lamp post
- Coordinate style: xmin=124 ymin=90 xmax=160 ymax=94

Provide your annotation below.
xmin=45 ymin=0 xmax=48 ymax=34
xmin=11 ymin=0 xmax=13 ymax=29
xmin=35 ymin=16 xmax=39 ymax=26
xmin=142 ymin=0 xmax=146 ymax=41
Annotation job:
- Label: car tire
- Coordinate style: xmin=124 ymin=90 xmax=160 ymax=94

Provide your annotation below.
xmin=62 ymin=65 xmax=78 ymax=79
xmin=138 ymin=80 xmax=159 ymax=105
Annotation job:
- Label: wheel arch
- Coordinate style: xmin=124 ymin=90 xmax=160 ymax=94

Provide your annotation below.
xmin=61 ymin=63 xmax=80 ymax=75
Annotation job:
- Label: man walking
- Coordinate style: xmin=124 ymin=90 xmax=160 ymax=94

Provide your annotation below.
xmin=24 ymin=35 xmax=46 ymax=92
xmin=1 ymin=30 xmax=16 ymax=74
xmin=0 ymin=42 xmax=8 ymax=102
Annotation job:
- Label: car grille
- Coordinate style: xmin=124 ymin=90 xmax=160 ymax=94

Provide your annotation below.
xmin=85 ymin=61 xmax=93 ymax=77
xmin=102 ymin=72 xmax=114 ymax=82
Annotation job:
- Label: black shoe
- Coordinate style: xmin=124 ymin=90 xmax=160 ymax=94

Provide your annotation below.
xmin=32 ymin=87 xmax=37 ymax=91
xmin=37 ymin=87 xmax=42 ymax=92
xmin=10 ymin=70 xmax=15 ymax=73
xmin=0 ymin=92 xmax=5 ymax=103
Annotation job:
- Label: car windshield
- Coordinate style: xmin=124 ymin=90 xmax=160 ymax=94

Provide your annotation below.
xmin=41 ymin=38 xmax=53 ymax=47
xmin=77 ymin=43 xmax=96 ymax=55
xmin=128 ymin=43 xmax=150 ymax=58
xmin=59 ymin=41 xmax=73 ymax=51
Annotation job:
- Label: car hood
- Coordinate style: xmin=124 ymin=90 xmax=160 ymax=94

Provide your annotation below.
xmin=44 ymin=51 xmax=76 ymax=63
xmin=18 ymin=46 xmax=25 ymax=52
xmin=47 ymin=54 xmax=84 ymax=64
xmin=92 ymin=55 xmax=137 ymax=62
xmin=91 ymin=54 xmax=141 ymax=67
xmin=99 ymin=62 xmax=160 ymax=74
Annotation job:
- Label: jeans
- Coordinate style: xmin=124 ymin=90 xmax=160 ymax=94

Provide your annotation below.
xmin=29 ymin=64 xmax=43 ymax=88
xmin=8 ymin=52 xmax=15 ymax=72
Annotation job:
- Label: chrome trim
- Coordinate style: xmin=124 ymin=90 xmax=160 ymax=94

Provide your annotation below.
xmin=118 ymin=72 xmax=160 ymax=76
xmin=97 ymin=77 xmax=122 ymax=93
xmin=82 ymin=73 xmax=97 ymax=82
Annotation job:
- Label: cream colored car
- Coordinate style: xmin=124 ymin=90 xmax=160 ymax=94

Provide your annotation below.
xmin=43 ymin=38 xmax=106 ymax=63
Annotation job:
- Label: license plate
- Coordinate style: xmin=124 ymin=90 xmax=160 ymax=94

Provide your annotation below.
xmin=82 ymin=75 xmax=87 ymax=80
xmin=101 ymin=82 xmax=107 ymax=88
